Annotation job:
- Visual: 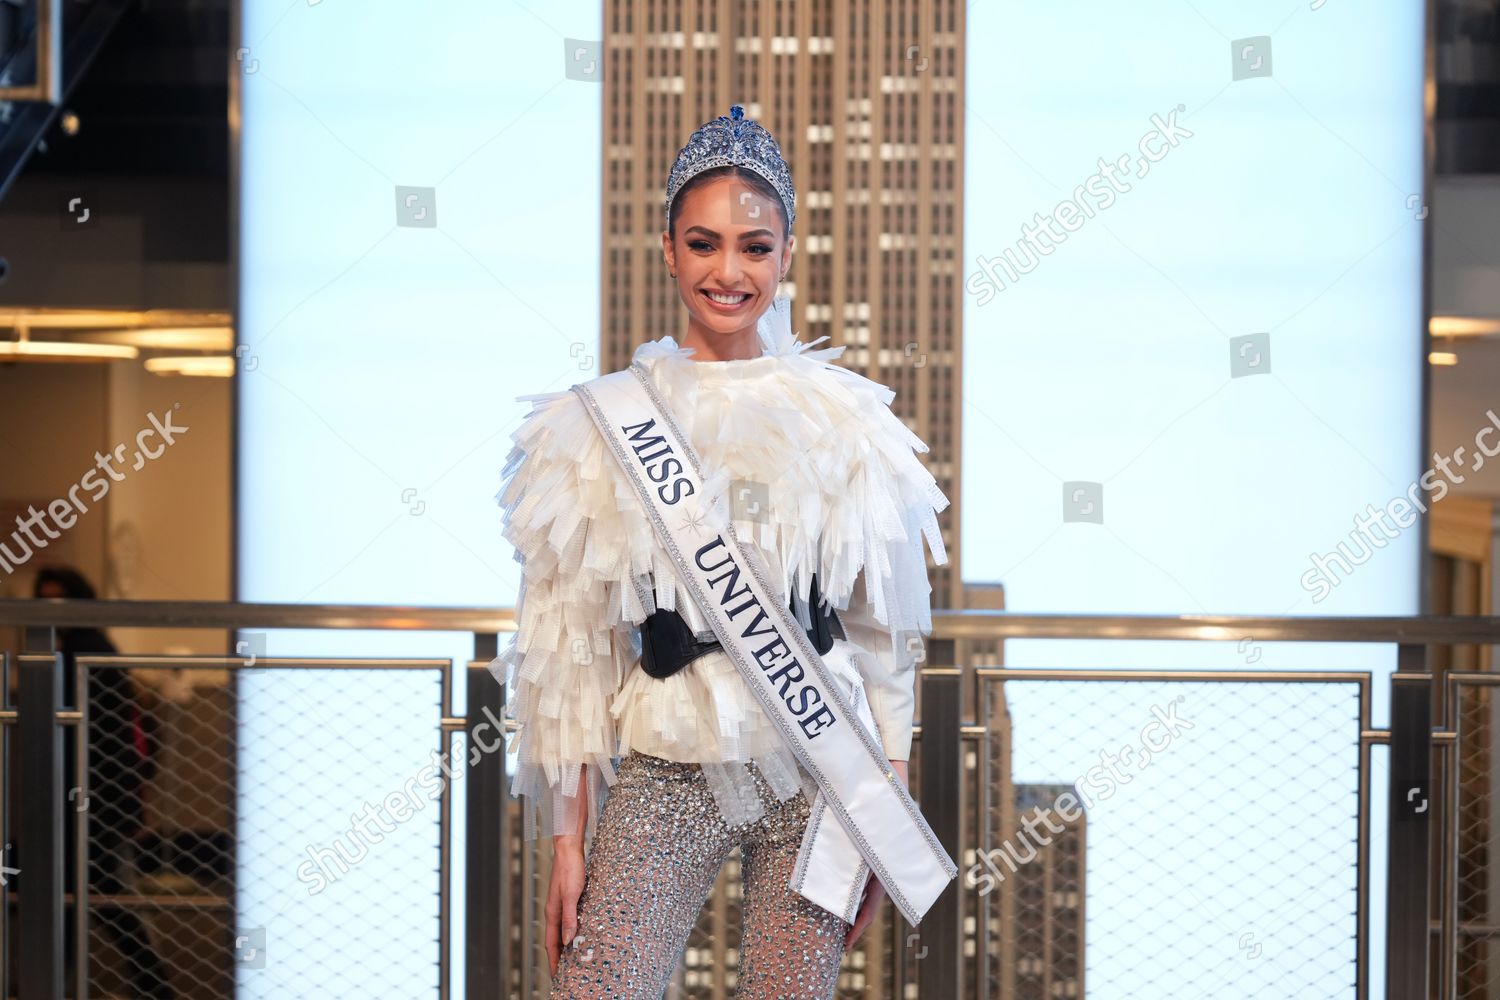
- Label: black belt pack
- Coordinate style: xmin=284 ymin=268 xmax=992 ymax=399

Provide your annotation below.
xmin=640 ymin=572 xmax=846 ymax=679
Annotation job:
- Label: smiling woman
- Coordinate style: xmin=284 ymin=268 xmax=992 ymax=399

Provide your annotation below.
xmin=660 ymin=119 xmax=796 ymax=363
xmin=492 ymin=103 xmax=952 ymax=999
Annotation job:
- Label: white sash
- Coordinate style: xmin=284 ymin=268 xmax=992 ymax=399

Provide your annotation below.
xmin=571 ymin=363 xmax=956 ymax=926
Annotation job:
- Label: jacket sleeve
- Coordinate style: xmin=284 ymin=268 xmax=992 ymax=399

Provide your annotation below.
xmin=838 ymin=570 xmax=921 ymax=760
xmin=487 ymin=388 xmax=641 ymax=843
xmin=830 ymin=378 xmax=950 ymax=763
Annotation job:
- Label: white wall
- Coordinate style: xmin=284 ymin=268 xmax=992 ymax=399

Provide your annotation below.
xmin=105 ymin=361 xmax=232 ymax=652
xmin=0 ymin=362 xmax=230 ymax=651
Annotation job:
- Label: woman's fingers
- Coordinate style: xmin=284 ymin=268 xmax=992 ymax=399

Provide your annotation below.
xmin=844 ymin=872 xmax=886 ymax=947
xmin=561 ymin=882 xmax=580 ymax=952
xmin=845 ymin=763 xmax=902 ymax=944
xmin=547 ymin=843 xmax=586 ymax=978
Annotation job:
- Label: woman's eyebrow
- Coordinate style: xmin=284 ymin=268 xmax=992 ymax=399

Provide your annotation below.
xmin=684 ymin=225 xmax=776 ymax=240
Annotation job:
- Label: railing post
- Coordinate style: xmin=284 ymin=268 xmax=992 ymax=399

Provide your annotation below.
xmin=918 ymin=637 xmax=962 ymax=998
xmin=466 ymin=633 xmax=507 ymax=1000
xmin=1386 ymin=652 xmax=1432 ymax=999
xmin=17 ymin=653 xmax=65 ymax=1000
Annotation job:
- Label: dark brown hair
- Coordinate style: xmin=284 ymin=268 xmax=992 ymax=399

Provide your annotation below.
xmin=33 ymin=565 xmax=98 ymax=600
xmin=667 ymin=165 xmax=789 ymax=241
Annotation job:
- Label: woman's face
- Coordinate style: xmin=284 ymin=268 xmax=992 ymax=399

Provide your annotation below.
xmin=662 ymin=174 xmax=793 ymax=342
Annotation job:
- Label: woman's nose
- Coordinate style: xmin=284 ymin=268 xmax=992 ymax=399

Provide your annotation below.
xmin=712 ymin=252 xmax=743 ymax=285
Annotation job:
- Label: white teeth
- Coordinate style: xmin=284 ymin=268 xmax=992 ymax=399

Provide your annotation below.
xmin=705 ymin=291 xmax=750 ymax=305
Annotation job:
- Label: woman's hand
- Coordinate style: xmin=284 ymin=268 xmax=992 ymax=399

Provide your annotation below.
xmin=545 ymin=833 xmax=587 ymax=977
xmin=844 ymin=759 xmax=908 ymax=948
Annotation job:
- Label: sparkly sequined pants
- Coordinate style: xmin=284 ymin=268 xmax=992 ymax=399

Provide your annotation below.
xmin=550 ymin=750 xmax=851 ymax=999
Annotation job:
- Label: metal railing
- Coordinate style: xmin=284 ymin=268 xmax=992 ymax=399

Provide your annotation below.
xmin=0 ymin=598 xmax=1496 ymax=999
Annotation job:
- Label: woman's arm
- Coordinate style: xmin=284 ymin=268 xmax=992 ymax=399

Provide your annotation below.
xmin=545 ymin=761 xmax=591 ymax=975
xmin=838 ymin=570 xmax=918 ymax=762
xmin=489 ymin=389 xmax=628 ymax=844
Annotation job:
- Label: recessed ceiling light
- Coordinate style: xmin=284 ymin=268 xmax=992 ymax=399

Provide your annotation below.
xmin=0 ymin=340 xmax=139 ymax=361
xmin=1429 ymin=316 xmax=1500 ymax=339
xmin=144 ymin=355 xmax=234 ymax=378
xmin=75 ymin=326 xmax=235 ymax=351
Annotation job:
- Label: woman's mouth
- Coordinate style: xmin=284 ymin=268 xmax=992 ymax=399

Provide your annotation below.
xmin=700 ymin=289 xmax=753 ymax=312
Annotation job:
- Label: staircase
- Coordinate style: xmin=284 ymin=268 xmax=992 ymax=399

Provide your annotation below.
xmin=0 ymin=0 xmax=133 ymax=202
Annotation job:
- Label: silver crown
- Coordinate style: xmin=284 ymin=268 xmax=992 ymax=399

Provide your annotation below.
xmin=664 ymin=104 xmax=796 ymax=234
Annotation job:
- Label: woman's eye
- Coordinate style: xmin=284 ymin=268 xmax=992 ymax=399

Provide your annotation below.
xmin=686 ymin=239 xmax=771 ymax=256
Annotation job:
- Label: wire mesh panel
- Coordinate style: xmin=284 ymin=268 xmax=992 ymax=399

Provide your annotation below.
xmin=969 ymin=673 xmax=1365 ymax=1000
xmin=236 ymin=661 xmax=448 ymax=999
xmin=1453 ymin=676 xmax=1500 ymax=1000
xmin=78 ymin=659 xmax=212 ymax=999
xmin=75 ymin=657 xmax=449 ymax=1000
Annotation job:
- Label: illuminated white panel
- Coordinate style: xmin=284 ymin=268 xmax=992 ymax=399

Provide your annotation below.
xmin=962 ymin=4 xmax=1423 ymax=996
xmin=236 ymin=0 xmax=600 ymax=993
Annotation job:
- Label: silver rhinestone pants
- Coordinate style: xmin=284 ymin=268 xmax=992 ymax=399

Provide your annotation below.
xmin=550 ymin=750 xmax=850 ymax=999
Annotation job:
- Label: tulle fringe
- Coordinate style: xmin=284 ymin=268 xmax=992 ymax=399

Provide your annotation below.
xmin=493 ymin=328 xmax=948 ymax=836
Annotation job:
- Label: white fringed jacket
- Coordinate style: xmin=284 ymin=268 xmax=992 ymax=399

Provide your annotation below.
xmin=488 ymin=327 xmax=950 ymax=845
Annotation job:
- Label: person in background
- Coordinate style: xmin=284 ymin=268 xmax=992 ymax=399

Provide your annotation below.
xmin=33 ymin=565 xmax=174 ymax=1000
